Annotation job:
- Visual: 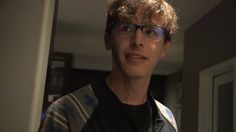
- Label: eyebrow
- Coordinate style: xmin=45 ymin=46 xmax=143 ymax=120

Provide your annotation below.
xmin=119 ymin=21 xmax=165 ymax=28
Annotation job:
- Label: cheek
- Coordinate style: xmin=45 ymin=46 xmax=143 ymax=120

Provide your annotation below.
xmin=111 ymin=36 xmax=128 ymax=57
xmin=110 ymin=39 xmax=125 ymax=63
xmin=148 ymin=45 xmax=164 ymax=63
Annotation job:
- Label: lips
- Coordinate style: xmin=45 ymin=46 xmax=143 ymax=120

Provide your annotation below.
xmin=125 ymin=53 xmax=148 ymax=62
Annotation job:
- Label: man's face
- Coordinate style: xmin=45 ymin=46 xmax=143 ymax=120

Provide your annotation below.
xmin=105 ymin=14 xmax=171 ymax=79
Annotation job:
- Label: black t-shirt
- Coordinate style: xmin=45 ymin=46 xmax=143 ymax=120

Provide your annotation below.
xmin=122 ymin=100 xmax=153 ymax=132
xmin=81 ymin=80 xmax=176 ymax=132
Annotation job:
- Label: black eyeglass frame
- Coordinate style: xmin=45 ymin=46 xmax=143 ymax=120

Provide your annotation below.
xmin=106 ymin=20 xmax=171 ymax=42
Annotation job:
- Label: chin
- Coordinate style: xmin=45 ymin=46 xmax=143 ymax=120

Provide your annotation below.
xmin=124 ymin=69 xmax=151 ymax=79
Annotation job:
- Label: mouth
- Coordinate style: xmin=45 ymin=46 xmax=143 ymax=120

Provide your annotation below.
xmin=125 ymin=53 xmax=148 ymax=63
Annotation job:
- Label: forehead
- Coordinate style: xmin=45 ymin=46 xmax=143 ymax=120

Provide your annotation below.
xmin=119 ymin=6 xmax=164 ymax=26
xmin=132 ymin=15 xmax=163 ymax=26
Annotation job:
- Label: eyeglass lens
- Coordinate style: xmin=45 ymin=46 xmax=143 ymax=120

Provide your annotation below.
xmin=115 ymin=22 xmax=165 ymax=42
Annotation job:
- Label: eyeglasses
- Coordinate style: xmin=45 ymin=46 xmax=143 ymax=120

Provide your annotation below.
xmin=113 ymin=22 xmax=167 ymax=43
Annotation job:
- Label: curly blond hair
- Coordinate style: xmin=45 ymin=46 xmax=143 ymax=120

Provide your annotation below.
xmin=105 ymin=0 xmax=178 ymax=37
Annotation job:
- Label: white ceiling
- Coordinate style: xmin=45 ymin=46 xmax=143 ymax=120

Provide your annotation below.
xmin=54 ymin=0 xmax=222 ymax=75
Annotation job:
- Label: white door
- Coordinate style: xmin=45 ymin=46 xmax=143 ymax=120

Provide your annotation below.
xmin=213 ymin=70 xmax=234 ymax=132
xmin=198 ymin=57 xmax=236 ymax=132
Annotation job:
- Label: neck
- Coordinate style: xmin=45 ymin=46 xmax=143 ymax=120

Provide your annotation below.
xmin=106 ymin=71 xmax=151 ymax=105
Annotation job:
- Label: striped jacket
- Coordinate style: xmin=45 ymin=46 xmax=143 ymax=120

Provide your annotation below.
xmin=39 ymin=80 xmax=178 ymax=132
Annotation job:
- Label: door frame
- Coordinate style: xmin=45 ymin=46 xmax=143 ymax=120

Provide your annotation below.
xmin=27 ymin=0 xmax=56 ymax=132
xmin=198 ymin=56 xmax=236 ymax=132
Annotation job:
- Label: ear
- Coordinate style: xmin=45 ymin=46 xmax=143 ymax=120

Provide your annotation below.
xmin=104 ymin=32 xmax=111 ymax=50
xmin=160 ymin=41 xmax=172 ymax=58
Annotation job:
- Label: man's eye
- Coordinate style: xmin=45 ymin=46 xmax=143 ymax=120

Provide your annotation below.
xmin=123 ymin=26 xmax=131 ymax=31
xmin=144 ymin=29 xmax=159 ymax=36
xmin=118 ymin=24 xmax=133 ymax=32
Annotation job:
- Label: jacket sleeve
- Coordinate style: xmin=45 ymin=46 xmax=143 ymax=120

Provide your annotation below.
xmin=38 ymin=103 xmax=69 ymax=132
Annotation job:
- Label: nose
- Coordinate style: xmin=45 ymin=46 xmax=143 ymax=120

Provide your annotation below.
xmin=131 ymin=29 xmax=144 ymax=47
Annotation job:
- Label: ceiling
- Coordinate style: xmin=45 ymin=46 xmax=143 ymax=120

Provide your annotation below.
xmin=54 ymin=0 xmax=222 ymax=75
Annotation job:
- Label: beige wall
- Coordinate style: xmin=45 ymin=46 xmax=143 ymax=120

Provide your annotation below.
xmin=182 ymin=0 xmax=236 ymax=132
xmin=0 ymin=0 xmax=54 ymax=131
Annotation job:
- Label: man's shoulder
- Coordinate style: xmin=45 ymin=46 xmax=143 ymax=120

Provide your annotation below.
xmin=39 ymin=85 xmax=99 ymax=131
xmin=48 ymin=84 xmax=98 ymax=114
xmin=154 ymin=100 xmax=178 ymax=131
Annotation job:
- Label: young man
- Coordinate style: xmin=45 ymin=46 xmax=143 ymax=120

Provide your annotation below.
xmin=39 ymin=0 xmax=178 ymax=131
